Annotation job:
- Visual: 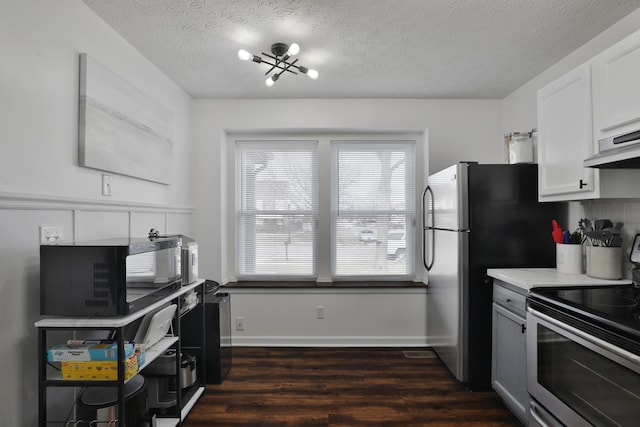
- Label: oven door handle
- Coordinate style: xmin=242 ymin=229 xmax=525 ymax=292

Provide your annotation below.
xmin=530 ymin=399 xmax=563 ymax=427
xmin=528 ymin=307 xmax=640 ymax=366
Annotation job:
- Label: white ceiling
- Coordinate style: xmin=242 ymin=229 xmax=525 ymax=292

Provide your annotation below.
xmin=82 ymin=0 xmax=640 ymax=100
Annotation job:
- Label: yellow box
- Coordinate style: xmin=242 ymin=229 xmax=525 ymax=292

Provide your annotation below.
xmin=60 ymin=353 xmax=138 ymax=381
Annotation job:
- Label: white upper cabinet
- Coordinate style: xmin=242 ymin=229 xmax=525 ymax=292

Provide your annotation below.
xmin=537 ymin=29 xmax=640 ymax=202
xmin=537 ymin=64 xmax=597 ymax=200
xmin=592 ymin=28 xmax=640 ymax=141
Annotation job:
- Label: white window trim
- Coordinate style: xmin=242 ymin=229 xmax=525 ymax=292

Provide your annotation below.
xmin=228 ymin=133 xmax=423 ymax=283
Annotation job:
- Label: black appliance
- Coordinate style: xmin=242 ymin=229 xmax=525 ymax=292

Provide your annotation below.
xmin=527 ymin=284 xmax=640 ymax=426
xmin=40 ymin=237 xmax=182 ymax=316
xmin=76 ymin=375 xmax=151 ymax=426
xmin=423 ymin=162 xmax=565 ymax=390
xmin=181 ymin=280 xmax=231 ymax=384
xmin=144 ymin=348 xmax=198 ymax=410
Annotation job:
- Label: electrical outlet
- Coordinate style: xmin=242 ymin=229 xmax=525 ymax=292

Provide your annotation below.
xmin=40 ymin=226 xmax=64 ymax=245
xmin=316 ymin=306 xmax=325 ymax=319
xmin=235 ymin=316 xmax=245 ymax=331
xmin=102 ymin=174 xmax=112 ymax=196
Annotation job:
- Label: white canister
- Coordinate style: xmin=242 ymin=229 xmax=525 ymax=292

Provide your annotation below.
xmin=586 ymin=246 xmax=623 ymax=279
xmin=508 ymin=133 xmax=534 ymax=164
xmin=556 ymin=243 xmax=583 ymax=274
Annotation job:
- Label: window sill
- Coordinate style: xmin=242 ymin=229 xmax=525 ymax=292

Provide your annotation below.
xmin=224 ymin=281 xmax=425 ymax=289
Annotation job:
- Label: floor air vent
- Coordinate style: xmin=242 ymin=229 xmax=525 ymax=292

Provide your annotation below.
xmin=403 ymin=350 xmax=436 ymax=359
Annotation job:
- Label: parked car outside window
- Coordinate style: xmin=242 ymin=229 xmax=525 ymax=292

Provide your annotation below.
xmin=358 ymin=229 xmax=378 ymax=243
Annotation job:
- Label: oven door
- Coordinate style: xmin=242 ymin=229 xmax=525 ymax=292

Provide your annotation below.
xmin=527 ymin=308 xmax=640 ymax=427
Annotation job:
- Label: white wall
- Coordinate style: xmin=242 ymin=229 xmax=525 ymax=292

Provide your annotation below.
xmin=0 ymin=1 xmax=195 ymax=425
xmin=192 ymin=99 xmax=502 ymax=347
xmin=0 ymin=0 xmax=194 ymax=206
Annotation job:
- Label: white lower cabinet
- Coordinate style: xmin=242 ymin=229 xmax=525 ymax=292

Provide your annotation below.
xmin=492 ymin=282 xmax=528 ymax=425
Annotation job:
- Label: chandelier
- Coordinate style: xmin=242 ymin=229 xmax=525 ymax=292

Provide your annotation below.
xmin=237 ymin=42 xmax=319 ymax=87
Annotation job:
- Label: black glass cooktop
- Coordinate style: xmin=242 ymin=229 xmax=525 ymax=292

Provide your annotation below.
xmin=528 ymin=285 xmax=640 ymax=353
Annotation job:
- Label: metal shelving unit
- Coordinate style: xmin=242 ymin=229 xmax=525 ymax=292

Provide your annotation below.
xmin=36 ymin=280 xmax=205 ymax=427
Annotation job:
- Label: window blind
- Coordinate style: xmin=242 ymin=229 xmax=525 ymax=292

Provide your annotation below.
xmin=331 ymin=141 xmax=415 ymax=278
xmin=236 ymin=141 xmax=318 ymax=278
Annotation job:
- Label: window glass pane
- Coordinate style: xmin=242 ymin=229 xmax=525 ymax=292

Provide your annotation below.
xmin=238 ymin=213 xmax=316 ymax=276
xmin=237 ymin=142 xmax=317 ymax=278
xmin=337 ymin=150 xmax=407 ymax=211
xmin=332 ymin=142 xmax=415 ymax=279
xmin=335 ymin=214 xmax=409 ymax=276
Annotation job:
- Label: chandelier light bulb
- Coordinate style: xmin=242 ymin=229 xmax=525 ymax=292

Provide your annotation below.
xmin=265 ymin=74 xmax=280 ymax=87
xmin=307 ymin=69 xmax=319 ymax=80
xmin=237 ymin=49 xmax=253 ymax=61
xmin=287 ymin=43 xmax=300 ymax=56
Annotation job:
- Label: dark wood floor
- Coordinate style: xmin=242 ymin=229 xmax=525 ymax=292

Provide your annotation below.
xmin=182 ymin=347 xmax=521 ymax=426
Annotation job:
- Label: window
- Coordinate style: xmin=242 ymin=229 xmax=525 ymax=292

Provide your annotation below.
xmin=236 ymin=141 xmax=318 ymax=279
xmin=331 ymin=141 xmax=415 ymax=278
xmin=235 ymin=137 xmax=416 ymax=281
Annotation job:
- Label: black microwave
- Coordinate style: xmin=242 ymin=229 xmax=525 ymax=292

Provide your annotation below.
xmin=40 ymin=237 xmax=182 ymax=316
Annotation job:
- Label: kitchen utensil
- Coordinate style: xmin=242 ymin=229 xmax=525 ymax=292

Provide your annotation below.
xmin=562 ymin=230 xmax=570 ymax=244
xmin=552 ymin=219 xmax=563 ymax=243
xmin=569 ymin=231 xmax=582 ymax=244
xmin=578 ymin=218 xmax=593 ymax=232
xmin=610 ymin=235 xmax=623 ymax=247
xmin=594 ymin=219 xmax=613 ymax=230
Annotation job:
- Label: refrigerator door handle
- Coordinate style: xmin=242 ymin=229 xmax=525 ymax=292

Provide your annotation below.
xmin=423 ymin=186 xmax=435 ymax=271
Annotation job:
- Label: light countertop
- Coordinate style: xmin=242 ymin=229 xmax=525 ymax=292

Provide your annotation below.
xmin=487 ymin=268 xmax=631 ymax=291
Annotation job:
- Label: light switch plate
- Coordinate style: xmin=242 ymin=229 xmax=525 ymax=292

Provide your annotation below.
xmin=102 ymin=174 xmax=112 ymax=196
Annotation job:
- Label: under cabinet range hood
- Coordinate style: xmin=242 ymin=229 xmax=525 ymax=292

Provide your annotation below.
xmin=584 ymin=129 xmax=640 ymax=168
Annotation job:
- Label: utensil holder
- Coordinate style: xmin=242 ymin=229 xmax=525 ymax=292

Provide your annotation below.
xmin=556 ymin=243 xmax=583 ymax=274
xmin=586 ymin=246 xmax=622 ymax=279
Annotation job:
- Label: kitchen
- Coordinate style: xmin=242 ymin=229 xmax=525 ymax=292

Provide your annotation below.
xmin=3 ymin=1 xmax=640 ymax=426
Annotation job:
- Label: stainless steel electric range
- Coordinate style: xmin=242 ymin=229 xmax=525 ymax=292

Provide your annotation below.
xmin=526 ymin=284 xmax=640 ymax=426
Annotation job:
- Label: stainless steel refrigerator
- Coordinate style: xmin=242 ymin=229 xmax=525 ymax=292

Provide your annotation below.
xmin=423 ymin=162 xmax=564 ymax=391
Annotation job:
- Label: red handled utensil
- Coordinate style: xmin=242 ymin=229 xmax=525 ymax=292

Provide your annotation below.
xmin=552 ymin=219 xmax=563 ymax=243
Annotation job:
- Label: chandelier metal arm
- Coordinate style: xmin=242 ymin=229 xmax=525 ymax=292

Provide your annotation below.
xmin=276 ymin=58 xmax=299 ymax=77
xmin=262 ymin=52 xmax=300 ymax=75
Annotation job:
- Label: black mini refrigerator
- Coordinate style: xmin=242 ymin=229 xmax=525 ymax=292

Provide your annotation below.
xmin=182 ymin=280 xmax=231 ymax=384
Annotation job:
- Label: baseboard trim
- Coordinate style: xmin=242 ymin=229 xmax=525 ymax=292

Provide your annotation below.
xmin=231 ymin=336 xmax=429 ymax=347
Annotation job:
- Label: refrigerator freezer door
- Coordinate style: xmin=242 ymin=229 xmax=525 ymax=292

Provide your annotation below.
xmin=427 ymin=228 xmax=469 ymax=382
xmin=426 ymin=163 xmax=469 ymax=232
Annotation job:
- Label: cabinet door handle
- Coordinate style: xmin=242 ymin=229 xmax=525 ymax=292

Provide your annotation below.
xmin=521 ymin=324 xmax=527 ymax=334
xmin=579 ymin=179 xmax=587 ymax=189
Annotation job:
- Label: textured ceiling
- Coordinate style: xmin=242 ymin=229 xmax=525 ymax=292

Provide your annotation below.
xmin=82 ymin=0 xmax=640 ymax=99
